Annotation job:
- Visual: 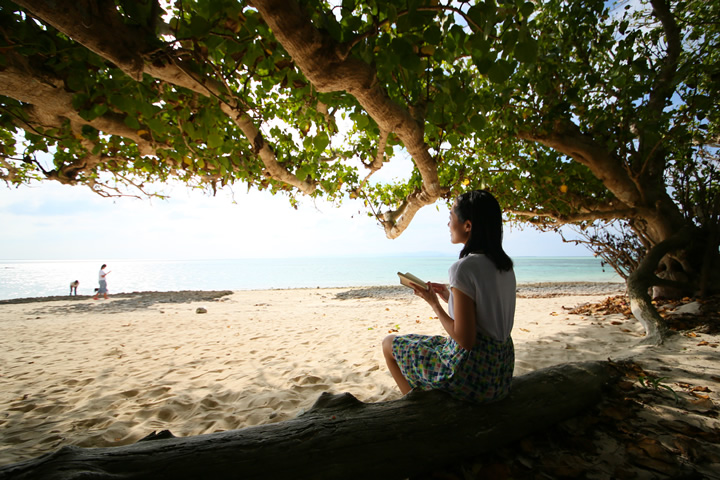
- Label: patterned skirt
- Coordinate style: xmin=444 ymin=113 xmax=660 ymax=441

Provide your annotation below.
xmin=392 ymin=332 xmax=514 ymax=403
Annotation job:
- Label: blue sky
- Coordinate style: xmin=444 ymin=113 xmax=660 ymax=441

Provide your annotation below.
xmin=0 ymin=178 xmax=592 ymax=261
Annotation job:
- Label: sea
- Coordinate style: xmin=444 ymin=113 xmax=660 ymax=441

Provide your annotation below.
xmin=0 ymin=256 xmax=623 ymax=301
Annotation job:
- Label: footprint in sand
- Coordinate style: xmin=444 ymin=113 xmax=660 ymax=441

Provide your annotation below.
xmin=155 ymin=407 xmax=178 ymax=422
xmin=200 ymin=397 xmax=220 ymax=409
xmin=148 ymin=386 xmax=172 ymax=398
xmin=290 ymin=375 xmax=324 ymax=385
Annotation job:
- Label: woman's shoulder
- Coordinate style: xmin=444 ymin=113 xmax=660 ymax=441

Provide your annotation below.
xmin=450 ymin=253 xmax=490 ymax=276
xmin=453 ymin=253 xmax=515 ymax=275
xmin=454 ymin=253 xmax=491 ymax=267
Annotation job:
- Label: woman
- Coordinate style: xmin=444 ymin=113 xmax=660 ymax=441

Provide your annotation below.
xmin=93 ymin=264 xmax=110 ymax=300
xmin=382 ymin=190 xmax=516 ymax=402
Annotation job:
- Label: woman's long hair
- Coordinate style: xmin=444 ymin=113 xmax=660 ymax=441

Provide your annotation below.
xmin=454 ymin=190 xmax=513 ymax=271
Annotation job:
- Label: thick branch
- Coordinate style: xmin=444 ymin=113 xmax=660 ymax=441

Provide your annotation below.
xmin=13 ymin=0 xmax=315 ymax=195
xmin=646 ymin=0 xmax=681 ymax=120
xmin=12 ymin=0 xmax=147 ymax=81
xmin=627 ymin=226 xmax=694 ymax=344
xmin=0 ymin=58 xmax=157 ymax=183
xmin=380 ymin=188 xmax=447 ymax=239
xmin=509 ymin=206 xmax=637 ymax=225
xmin=518 ymin=122 xmax=641 ymax=207
xmin=250 ymin=0 xmax=444 ymax=234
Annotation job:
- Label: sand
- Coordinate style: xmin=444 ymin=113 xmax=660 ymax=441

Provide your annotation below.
xmin=1 ymin=283 xmax=718 ymax=470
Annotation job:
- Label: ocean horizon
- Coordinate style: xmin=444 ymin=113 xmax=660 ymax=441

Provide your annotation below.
xmin=0 ymin=256 xmax=623 ymax=301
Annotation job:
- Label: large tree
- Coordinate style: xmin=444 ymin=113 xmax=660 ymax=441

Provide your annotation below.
xmin=1 ymin=0 xmax=718 ymax=341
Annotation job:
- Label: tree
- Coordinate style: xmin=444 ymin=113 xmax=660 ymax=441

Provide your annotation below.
xmin=1 ymin=0 xmax=718 ymax=342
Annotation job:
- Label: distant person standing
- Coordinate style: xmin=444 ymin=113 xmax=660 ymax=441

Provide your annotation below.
xmin=93 ymin=264 xmax=110 ymax=300
xmin=69 ymin=280 xmax=79 ymax=296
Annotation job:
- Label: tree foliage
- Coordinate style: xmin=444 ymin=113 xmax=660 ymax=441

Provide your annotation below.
xmin=1 ymin=0 xmax=718 ymax=293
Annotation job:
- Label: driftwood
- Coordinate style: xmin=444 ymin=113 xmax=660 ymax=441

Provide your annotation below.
xmin=0 ymin=361 xmax=617 ymax=480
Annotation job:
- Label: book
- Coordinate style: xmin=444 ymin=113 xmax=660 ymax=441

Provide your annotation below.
xmin=397 ymin=272 xmax=429 ymax=290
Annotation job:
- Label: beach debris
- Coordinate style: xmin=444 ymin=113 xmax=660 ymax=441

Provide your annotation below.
xmin=568 ymin=295 xmax=632 ymax=318
xmin=671 ymin=301 xmax=702 ymax=316
xmin=196 ymin=307 xmax=207 ymax=314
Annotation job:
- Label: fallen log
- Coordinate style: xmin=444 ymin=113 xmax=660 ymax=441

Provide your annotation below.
xmin=0 ymin=361 xmax=618 ymax=480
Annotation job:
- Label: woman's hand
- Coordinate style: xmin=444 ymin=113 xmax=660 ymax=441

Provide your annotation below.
xmin=411 ymin=283 xmax=440 ymax=308
xmin=428 ymin=282 xmax=449 ymax=303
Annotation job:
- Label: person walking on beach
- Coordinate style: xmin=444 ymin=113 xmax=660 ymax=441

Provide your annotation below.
xmin=93 ymin=264 xmax=110 ymax=300
xmin=69 ymin=280 xmax=79 ymax=296
xmin=382 ymin=190 xmax=516 ymax=403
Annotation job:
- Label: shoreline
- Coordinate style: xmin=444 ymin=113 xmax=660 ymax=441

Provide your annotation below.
xmin=0 ymin=281 xmax=626 ymax=304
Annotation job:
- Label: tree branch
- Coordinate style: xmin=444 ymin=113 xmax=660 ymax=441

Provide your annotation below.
xmin=250 ymin=0 xmax=445 ymax=236
xmin=12 ymin=0 xmax=147 ymax=81
xmin=509 ymin=206 xmax=637 ymax=225
xmin=13 ymin=0 xmax=316 ymax=195
xmin=517 ymin=122 xmax=642 ymax=208
xmin=646 ymin=0 xmax=681 ymax=120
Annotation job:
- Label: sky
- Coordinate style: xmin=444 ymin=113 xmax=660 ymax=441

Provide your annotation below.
xmin=0 ymin=177 xmax=592 ymax=261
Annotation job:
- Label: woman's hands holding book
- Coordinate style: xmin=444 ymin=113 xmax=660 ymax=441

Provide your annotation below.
xmin=411 ymin=282 xmax=440 ymax=309
xmin=413 ymin=281 xmax=449 ymax=308
xmin=428 ymin=282 xmax=449 ymax=303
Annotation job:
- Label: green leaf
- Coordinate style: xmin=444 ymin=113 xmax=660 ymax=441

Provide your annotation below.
xmin=515 ymin=38 xmax=538 ymax=63
xmin=124 ymin=115 xmax=141 ymax=130
xmin=474 ymin=57 xmax=494 ymax=75
xmin=469 ymin=34 xmax=491 ymax=55
xmin=207 ymin=133 xmax=223 ymax=149
xmin=470 ymin=114 xmax=487 ymax=131
xmin=296 ymin=165 xmax=310 ymax=180
xmin=424 ymin=25 xmax=442 ymax=45
xmin=488 ymin=60 xmax=512 ymax=83
xmin=391 ymin=38 xmax=421 ymax=72
xmin=313 ymin=132 xmax=330 ymax=151
xmin=520 ymin=2 xmax=535 ymax=19
xmin=189 ymin=15 xmax=212 ymax=36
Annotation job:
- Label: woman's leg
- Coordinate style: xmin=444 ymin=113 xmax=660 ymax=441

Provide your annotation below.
xmin=382 ymin=335 xmax=412 ymax=395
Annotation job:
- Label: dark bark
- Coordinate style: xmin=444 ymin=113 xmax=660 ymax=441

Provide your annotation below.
xmin=0 ymin=361 xmax=617 ymax=480
xmin=627 ymin=227 xmax=696 ymax=344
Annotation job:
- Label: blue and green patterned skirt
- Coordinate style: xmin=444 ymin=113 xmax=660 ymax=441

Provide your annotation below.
xmin=392 ymin=332 xmax=514 ymax=402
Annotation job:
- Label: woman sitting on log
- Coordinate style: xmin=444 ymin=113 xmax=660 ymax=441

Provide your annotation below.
xmin=383 ymin=190 xmax=516 ymax=402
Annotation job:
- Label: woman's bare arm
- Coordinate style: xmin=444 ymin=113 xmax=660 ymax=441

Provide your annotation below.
xmin=413 ymin=284 xmax=476 ymax=350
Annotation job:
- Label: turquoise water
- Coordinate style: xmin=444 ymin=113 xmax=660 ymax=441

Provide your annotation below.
xmin=0 ymin=256 xmax=622 ymax=300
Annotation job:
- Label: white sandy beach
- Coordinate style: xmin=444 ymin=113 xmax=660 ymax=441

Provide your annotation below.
xmin=1 ymin=283 xmax=718 ymax=469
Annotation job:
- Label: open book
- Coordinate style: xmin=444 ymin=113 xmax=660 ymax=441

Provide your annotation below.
xmin=397 ymin=272 xmax=429 ymax=290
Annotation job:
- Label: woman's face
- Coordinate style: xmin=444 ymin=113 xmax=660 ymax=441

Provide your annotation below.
xmin=449 ymin=203 xmax=471 ymax=245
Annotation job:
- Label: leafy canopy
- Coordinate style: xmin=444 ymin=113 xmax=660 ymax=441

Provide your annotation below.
xmin=0 ymin=0 xmax=717 ymax=248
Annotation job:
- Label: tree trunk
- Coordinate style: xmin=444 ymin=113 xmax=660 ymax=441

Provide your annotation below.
xmin=0 ymin=361 xmax=617 ymax=480
xmin=627 ymin=227 xmax=698 ymax=344
xmin=628 ymin=278 xmax=669 ymax=345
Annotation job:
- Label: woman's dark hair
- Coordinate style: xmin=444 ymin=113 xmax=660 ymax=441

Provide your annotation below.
xmin=454 ymin=190 xmax=513 ymax=271
xmin=101 ymin=264 xmax=107 ymax=269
